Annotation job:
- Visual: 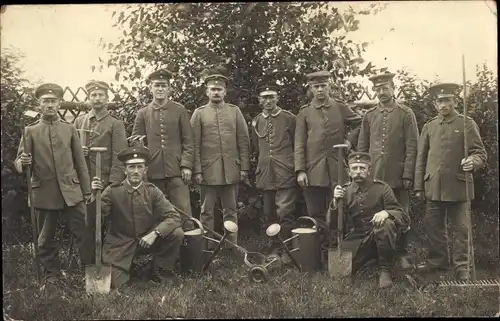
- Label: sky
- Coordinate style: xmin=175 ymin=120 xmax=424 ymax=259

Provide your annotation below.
xmin=0 ymin=2 xmax=497 ymax=91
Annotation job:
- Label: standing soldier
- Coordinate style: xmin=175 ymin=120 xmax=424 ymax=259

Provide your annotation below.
xmin=74 ymin=81 xmax=128 ymax=247
xmin=131 ymin=69 xmax=194 ymax=227
xmin=414 ymin=83 xmax=486 ymax=280
xmin=190 ymin=68 xmax=251 ymax=247
xmin=251 ymin=81 xmax=297 ymax=260
xmin=14 ymin=83 xmax=92 ymax=284
xmin=357 ymin=72 xmax=419 ymax=269
xmin=295 ymin=70 xmax=362 ymax=247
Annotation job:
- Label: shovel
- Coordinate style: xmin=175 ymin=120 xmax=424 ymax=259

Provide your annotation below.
xmin=328 ymin=144 xmax=352 ymax=278
xmin=85 ymin=147 xmax=112 ymax=294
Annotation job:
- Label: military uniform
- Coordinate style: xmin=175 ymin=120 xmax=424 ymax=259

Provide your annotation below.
xmin=251 ymin=82 xmax=298 ymax=242
xmin=415 ymin=83 xmax=487 ymax=276
xmin=97 ymin=146 xmax=184 ymax=288
xmin=333 ymin=153 xmax=410 ymax=278
xmin=295 ymin=71 xmax=362 ymax=223
xmin=131 ymin=69 xmax=195 ymax=223
xmin=14 ymin=83 xmax=92 ymax=278
xmin=190 ymin=71 xmax=250 ymax=246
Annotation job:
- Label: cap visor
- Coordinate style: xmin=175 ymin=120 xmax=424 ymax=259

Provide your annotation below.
xmin=436 ymin=94 xmax=455 ymax=98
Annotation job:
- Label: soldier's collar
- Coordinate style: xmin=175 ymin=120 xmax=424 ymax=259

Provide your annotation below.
xmin=208 ymin=101 xmax=225 ymax=109
xmin=262 ymin=107 xmax=282 ymax=118
xmin=352 ymin=177 xmax=374 ymax=191
xmin=41 ymin=115 xmax=61 ymax=124
xmin=311 ymin=97 xmax=333 ymax=109
xmin=438 ymin=109 xmax=459 ymax=124
xmin=377 ymin=101 xmax=397 ymax=113
xmin=150 ymin=99 xmax=169 ymax=110
xmin=125 ymin=179 xmax=144 ymax=194
xmin=89 ymin=108 xmax=109 ymax=121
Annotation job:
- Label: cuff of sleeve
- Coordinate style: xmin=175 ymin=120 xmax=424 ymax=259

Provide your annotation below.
xmin=14 ymin=160 xmax=23 ymax=174
xmin=180 ymin=160 xmax=193 ymax=170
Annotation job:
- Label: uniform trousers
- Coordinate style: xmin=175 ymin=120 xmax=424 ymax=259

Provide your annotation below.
xmin=150 ymin=177 xmax=193 ymax=227
xmin=262 ymin=187 xmax=298 ymax=247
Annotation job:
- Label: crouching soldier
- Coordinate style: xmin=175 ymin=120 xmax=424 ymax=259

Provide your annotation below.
xmin=331 ymin=152 xmax=410 ymax=288
xmin=90 ymin=146 xmax=184 ymax=288
xmin=15 ymin=83 xmax=92 ymax=284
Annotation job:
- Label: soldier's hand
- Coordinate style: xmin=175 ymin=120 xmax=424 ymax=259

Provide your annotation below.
xmin=240 ymin=170 xmax=248 ymax=182
xmin=181 ymin=168 xmax=192 ymax=184
xmin=82 ymin=146 xmax=89 ymax=157
xmin=415 ymin=191 xmax=425 ymax=201
xmin=333 ymin=185 xmax=345 ymax=199
xmin=371 ymin=210 xmax=389 ymax=227
xmin=194 ymin=173 xmax=204 ymax=185
xmin=344 ymin=140 xmax=352 ymax=152
xmin=139 ymin=231 xmax=157 ymax=249
xmin=20 ymin=153 xmax=32 ymax=166
xmin=297 ymin=171 xmax=309 ymax=187
xmin=91 ymin=177 xmax=104 ymax=191
xmin=461 ymin=157 xmax=474 ymax=172
xmin=403 ymin=179 xmax=413 ymax=190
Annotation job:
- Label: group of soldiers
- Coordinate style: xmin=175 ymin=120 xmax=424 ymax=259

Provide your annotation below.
xmin=15 ymin=66 xmax=487 ymax=290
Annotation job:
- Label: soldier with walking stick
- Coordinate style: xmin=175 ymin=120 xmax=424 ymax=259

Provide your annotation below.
xmin=414 ymin=83 xmax=487 ymax=280
xmin=14 ymin=83 xmax=92 ymax=285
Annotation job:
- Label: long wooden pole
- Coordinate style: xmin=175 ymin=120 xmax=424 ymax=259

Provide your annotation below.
xmin=20 ymin=118 xmax=41 ymax=283
xmin=462 ymin=54 xmax=476 ymax=281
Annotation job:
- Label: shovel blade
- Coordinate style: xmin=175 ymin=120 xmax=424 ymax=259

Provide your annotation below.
xmin=85 ymin=265 xmax=112 ymax=294
xmin=328 ymin=249 xmax=352 ymax=278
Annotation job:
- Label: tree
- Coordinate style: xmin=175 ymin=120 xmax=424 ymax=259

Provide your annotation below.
xmin=99 ymin=3 xmax=386 ymax=118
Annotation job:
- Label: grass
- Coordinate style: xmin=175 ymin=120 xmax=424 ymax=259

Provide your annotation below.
xmin=2 ymin=234 xmax=500 ymax=320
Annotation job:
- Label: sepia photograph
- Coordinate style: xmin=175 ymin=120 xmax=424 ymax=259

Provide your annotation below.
xmin=1 ymin=1 xmax=498 ymax=319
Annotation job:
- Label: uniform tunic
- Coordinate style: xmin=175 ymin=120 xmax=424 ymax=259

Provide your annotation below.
xmin=74 ymin=109 xmax=128 ymax=186
xmin=414 ymin=110 xmax=487 ymax=201
xmin=295 ymin=98 xmax=362 ymax=187
xmin=357 ymin=102 xmax=419 ymax=189
xmin=132 ymin=100 xmax=194 ymax=180
xmin=251 ymin=107 xmax=296 ymax=190
xmin=190 ymin=102 xmax=250 ymax=185
xmin=15 ymin=116 xmax=91 ymax=209
xmin=100 ymin=180 xmax=183 ymax=272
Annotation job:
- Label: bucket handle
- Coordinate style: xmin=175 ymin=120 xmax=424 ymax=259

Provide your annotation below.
xmin=296 ymin=216 xmax=318 ymax=230
xmin=182 ymin=217 xmax=205 ymax=234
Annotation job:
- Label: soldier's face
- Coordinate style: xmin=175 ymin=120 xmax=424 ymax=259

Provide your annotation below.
xmin=125 ymin=163 xmax=147 ymax=186
xmin=206 ymin=85 xmax=226 ymax=103
xmin=373 ymin=83 xmax=394 ymax=103
xmin=349 ymin=163 xmax=371 ymax=183
xmin=151 ymin=80 xmax=170 ymax=100
xmin=88 ymin=89 xmax=108 ymax=109
xmin=38 ymin=96 xmax=61 ymax=117
xmin=435 ymin=97 xmax=456 ymax=117
xmin=310 ymin=83 xmax=330 ymax=100
xmin=258 ymin=94 xmax=279 ymax=112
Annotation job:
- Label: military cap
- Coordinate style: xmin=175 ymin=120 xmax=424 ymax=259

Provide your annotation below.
xmin=257 ymin=82 xmax=279 ymax=96
xmin=34 ymin=83 xmax=64 ymax=99
xmin=85 ymin=80 xmax=110 ymax=94
xmin=429 ymin=83 xmax=460 ymax=99
xmin=204 ymin=73 xmax=229 ymax=88
xmin=369 ymin=72 xmax=396 ymax=86
xmin=117 ymin=146 xmax=151 ymax=165
xmin=147 ymin=68 xmax=174 ymax=82
xmin=306 ymin=70 xmax=331 ymax=85
xmin=348 ymin=152 xmax=371 ymax=166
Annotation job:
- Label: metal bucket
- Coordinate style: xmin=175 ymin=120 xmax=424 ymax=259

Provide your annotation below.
xmin=289 ymin=217 xmax=321 ymax=273
xmin=179 ymin=218 xmax=206 ymax=274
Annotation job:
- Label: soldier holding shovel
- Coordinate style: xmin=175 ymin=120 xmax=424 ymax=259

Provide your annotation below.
xmin=14 ymin=83 xmax=92 ymax=285
xmin=332 ymin=152 xmax=409 ymax=288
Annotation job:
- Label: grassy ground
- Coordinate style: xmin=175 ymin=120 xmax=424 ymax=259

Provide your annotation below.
xmin=3 ymin=235 xmax=499 ymax=320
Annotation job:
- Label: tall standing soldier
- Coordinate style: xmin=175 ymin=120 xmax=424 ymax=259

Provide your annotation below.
xmin=190 ymin=68 xmax=251 ymax=247
xmin=14 ymin=83 xmax=92 ymax=284
xmin=295 ymin=70 xmax=362 ymax=247
xmin=251 ymin=80 xmax=297 ymax=260
xmin=74 ymin=81 xmax=128 ymax=250
xmin=414 ymin=83 xmax=486 ymax=280
xmin=357 ymin=72 xmax=419 ymax=269
xmin=131 ymin=69 xmax=194 ymax=228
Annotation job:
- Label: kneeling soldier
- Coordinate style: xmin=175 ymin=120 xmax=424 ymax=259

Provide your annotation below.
xmin=332 ymin=152 xmax=410 ymax=288
xmin=90 ymin=146 xmax=184 ymax=288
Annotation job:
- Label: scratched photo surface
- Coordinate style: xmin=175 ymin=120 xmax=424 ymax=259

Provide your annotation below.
xmin=1 ymin=2 xmax=498 ymax=319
